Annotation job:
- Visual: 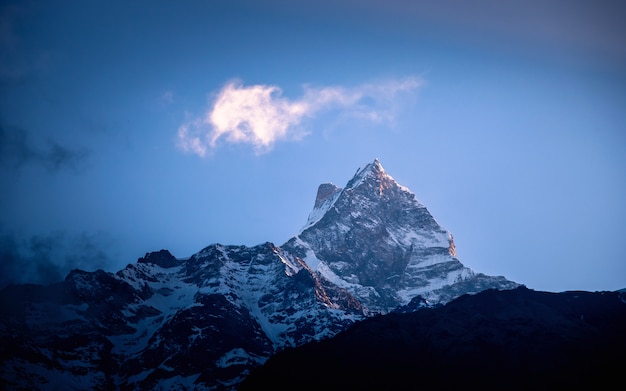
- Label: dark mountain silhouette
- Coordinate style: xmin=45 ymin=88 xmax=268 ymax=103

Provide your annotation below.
xmin=241 ymin=286 xmax=626 ymax=390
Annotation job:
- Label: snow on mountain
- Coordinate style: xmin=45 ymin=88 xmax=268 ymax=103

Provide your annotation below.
xmin=1 ymin=159 xmax=518 ymax=390
xmin=284 ymin=158 xmax=518 ymax=313
xmin=1 ymin=244 xmax=362 ymax=390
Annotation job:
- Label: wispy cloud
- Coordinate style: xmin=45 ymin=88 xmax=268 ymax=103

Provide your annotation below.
xmin=160 ymin=90 xmax=174 ymax=105
xmin=0 ymin=3 xmax=52 ymax=86
xmin=177 ymin=76 xmax=422 ymax=155
xmin=0 ymin=123 xmax=89 ymax=172
xmin=0 ymin=230 xmax=113 ymax=287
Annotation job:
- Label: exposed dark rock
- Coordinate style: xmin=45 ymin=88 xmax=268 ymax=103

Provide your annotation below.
xmin=0 ymin=160 xmax=524 ymax=390
xmin=284 ymin=159 xmax=518 ymax=313
xmin=137 ymin=249 xmax=179 ymax=268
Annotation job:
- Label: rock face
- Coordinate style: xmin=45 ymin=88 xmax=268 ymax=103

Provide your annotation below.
xmin=1 ymin=244 xmax=361 ymax=390
xmin=284 ymin=159 xmax=517 ymax=313
xmin=0 ymin=159 xmax=519 ymax=390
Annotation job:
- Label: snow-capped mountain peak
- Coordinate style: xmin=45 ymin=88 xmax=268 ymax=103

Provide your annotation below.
xmin=285 ymin=159 xmax=517 ymax=313
xmin=344 ymin=158 xmax=417 ymax=201
xmin=347 ymin=158 xmax=388 ymax=189
xmin=301 ymin=159 xmax=417 ymax=234
xmin=1 ymin=158 xmax=518 ymax=391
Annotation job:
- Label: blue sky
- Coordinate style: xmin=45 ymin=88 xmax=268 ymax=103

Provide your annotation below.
xmin=1 ymin=0 xmax=624 ymax=292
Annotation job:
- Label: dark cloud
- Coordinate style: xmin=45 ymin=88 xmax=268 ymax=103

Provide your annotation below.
xmin=0 ymin=230 xmax=113 ymax=287
xmin=0 ymin=2 xmax=36 ymax=86
xmin=0 ymin=123 xmax=89 ymax=172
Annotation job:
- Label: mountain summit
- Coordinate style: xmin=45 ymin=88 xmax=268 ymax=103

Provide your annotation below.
xmin=284 ymin=159 xmax=517 ymax=313
xmin=1 ymin=159 xmax=518 ymax=390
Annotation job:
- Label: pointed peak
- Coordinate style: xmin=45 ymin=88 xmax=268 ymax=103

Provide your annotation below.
xmin=314 ymin=183 xmax=341 ymax=209
xmin=301 ymin=183 xmax=343 ymax=232
xmin=299 ymin=159 xmax=416 ymax=234
xmin=346 ymin=158 xmax=389 ymax=190
xmin=364 ymin=158 xmax=385 ymax=173
xmin=137 ymin=249 xmax=179 ymax=268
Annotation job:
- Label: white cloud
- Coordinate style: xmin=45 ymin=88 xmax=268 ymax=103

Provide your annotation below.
xmin=177 ymin=76 xmax=422 ymax=156
xmin=208 ymin=82 xmax=310 ymax=150
xmin=177 ymin=120 xmax=207 ymax=157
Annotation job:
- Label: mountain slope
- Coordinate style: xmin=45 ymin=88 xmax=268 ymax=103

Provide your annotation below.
xmin=1 ymin=159 xmax=520 ymax=390
xmin=0 ymin=244 xmax=362 ymax=390
xmin=241 ymin=287 xmax=626 ymax=390
xmin=284 ymin=159 xmax=517 ymax=313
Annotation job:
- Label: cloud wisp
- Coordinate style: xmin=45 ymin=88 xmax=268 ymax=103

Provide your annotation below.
xmin=0 ymin=124 xmax=89 ymax=172
xmin=0 ymin=230 xmax=113 ymax=287
xmin=177 ymin=77 xmax=422 ymax=155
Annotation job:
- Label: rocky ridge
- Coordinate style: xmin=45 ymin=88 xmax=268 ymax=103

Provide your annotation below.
xmin=0 ymin=159 xmax=518 ymax=390
xmin=284 ymin=159 xmax=517 ymax=313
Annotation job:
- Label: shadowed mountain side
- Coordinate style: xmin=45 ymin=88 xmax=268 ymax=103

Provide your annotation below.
xmin=240 ymin=287 xmax=626 ymax=390
xmin=0 ymin=160 xmax=522 ymax=390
